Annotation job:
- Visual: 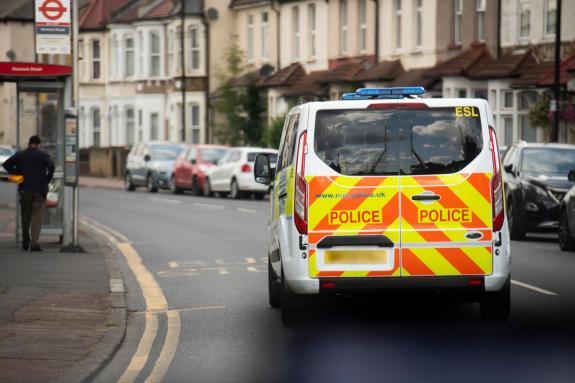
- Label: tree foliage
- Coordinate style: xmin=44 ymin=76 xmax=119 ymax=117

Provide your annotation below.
xmin=262 ymin=115 xmax=286 ymax=149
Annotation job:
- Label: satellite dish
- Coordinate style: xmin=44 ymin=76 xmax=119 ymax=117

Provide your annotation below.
xmin=259 ymin=64 xmax=274 ymax=77
xmin=6 ymin=50 xmax=16 ymax=61
xmin=206 ymin=8 xmax=218 ymax=21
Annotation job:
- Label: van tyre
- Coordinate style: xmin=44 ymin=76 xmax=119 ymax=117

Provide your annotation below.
xmin=125 ymin=172 xmax=135 ymax=191
xmin=268 ymin=260 xmax=281 ymax=308
xmin=507 ymin=199 xmax=525 ymax=240
xmin=203 ymin=178 xmax=213 ymax=197
xmin=559 ymin=210 xmax=575 ymax=251
xmin=480 ymin=276 xmax=510 ymax=322
xmin=146 ymin=175 xmax=158 ymax=193
xmin=281 ymin=268 xmax=309 ymax=326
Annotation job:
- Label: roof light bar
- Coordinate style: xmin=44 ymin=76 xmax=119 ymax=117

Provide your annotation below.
xmin=356 ymin=87 xmax=426 ymax=96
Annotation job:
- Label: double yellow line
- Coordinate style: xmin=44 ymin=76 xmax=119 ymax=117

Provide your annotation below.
xmin=81 ymin=217 xmax=180 ymax=383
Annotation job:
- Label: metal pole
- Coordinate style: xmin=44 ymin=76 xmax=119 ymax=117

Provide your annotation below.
xmin=552 ymin=0 xmax=562 ymax=142
xmin=181 ymin=0 xmax=187 ymax=143
xmin=72 ymin=0 xmax=79 ymax=247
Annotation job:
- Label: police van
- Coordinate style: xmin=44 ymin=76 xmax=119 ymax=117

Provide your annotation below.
xmin=254 ymin=87 xmax=510 ymax=326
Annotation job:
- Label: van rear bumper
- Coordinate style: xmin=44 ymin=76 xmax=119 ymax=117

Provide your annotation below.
xmin=318 ymin=276 xmax=486 ymax=295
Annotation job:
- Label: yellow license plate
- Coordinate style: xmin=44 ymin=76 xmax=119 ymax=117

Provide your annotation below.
xmin=324 ymin=250 xmax=388 ymax=265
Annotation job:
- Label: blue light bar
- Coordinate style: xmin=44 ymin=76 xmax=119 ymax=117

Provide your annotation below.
xmin=341 ymin=93 xmax=371 ymax=100
xmin=356 ymin=87 xmax=426 ymax=96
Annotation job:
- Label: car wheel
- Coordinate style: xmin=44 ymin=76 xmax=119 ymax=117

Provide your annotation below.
xmin=281 ymin=267 xmax=310 ymax=327
xmin=192 ymin=176 xmax=201 ymax=195
xmin=268 ymin=259 xmax=281 ymax=308
xmin=146 ymin=174 xmax=158 ymax=193
xmin=124 ymin=172 xmax=135 ymax=191
xmin=203 ymin=178 xmax=213 ymax=197
xmin=507 ymin=199 xmax=525 ymax=240
xmin=480 ymin=276 xmax=510 ymax=323
xmin=170 ymin=175 xmax=182 ymax=195
xmin=558 ymin=210 xmax=575 ymax=251
xmin=230 ymin=179 xmax=243 ymax=200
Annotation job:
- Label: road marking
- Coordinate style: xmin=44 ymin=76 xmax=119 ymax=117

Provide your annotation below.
xmin=237 ymin=207 xmax=257 ymax=214
xmin=193 ymin=202 xmax=225 ymax=210
xmin=511 ymin=279 xmax=558 ymax=296
xmin=150 ymin=197 xmax=182 ymax=205
xmin=81 ymin=218 xmax=180 ymax=383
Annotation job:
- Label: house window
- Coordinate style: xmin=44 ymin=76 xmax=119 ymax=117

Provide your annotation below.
xmin=150 ymin=113 xmax=160 ymax=141
xmin=110 ymin=37 xmax=117 ymax=79
xmin=395 ymin=0 xmax=402 ymax=49
xmin=125 ymin=107 xmax=135 ymax=146
xmin=474 ymin=88 xmax=488 ymax=100
xmin=92 ymin=107 xmax=101 ymax=146
xmin=503 ymin=116 xmax=513 ymax=145
xmin=125 ymin=36 xmax=135 ymax=77
xmin=167 ymin=30 xmax=174 ymax=75
xmin=519 ymin=1 xmax=531 ymax=39
xmin=176 ymin=27 xmax=183 ymax=74
xmin=340 ymin=0 xmax=348 ymax=54
xmin=190 ymin=103 xmax=200 ymax=144
xmin=292 ymin=6 xmax=300 ymax=60
xmin=149 ymin=31 xmax=160 ymax=76
xmin=503 ymin=90 xmax=513 ymax=108
xmin=519 ymin=91 xmax=538 ymax=142
xmin=91 ymin=40 xmax=100 ymax=79
xmin=545 ymin=0 xmax=557 ymax=37
xmin=190 ymin=26 xmax=200 ymax=70
xmin=358 ymin=0 xmax=367 ymax=52
xmin=415 ymin=0 xmax=423 ymax=48
xmin=457 ymin=89 xmax=467 ymax=98
xmin=520 ymin=115 xmax=536 ymax=142
xmin=453 ymin=0 xmax=462 ymax=44
xmin=308 ymin=4 xmax=316 ymax=59
xmin=476 ymin=0 xmax=486 ymax=42
xmin=138 ymin=32 xmax=144 ymax=76
xmin=261 ymin=12 xmax=269 ymax=60
xmin=247 ymin=14 xmax=255 ymax=63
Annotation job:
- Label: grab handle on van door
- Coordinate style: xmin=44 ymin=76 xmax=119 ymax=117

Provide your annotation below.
xmin=411 ymin=193 xmax=441 ymax=202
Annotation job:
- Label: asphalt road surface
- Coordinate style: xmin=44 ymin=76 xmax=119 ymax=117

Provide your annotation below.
xmin=74 ymin=187 xmax=575 ymax=383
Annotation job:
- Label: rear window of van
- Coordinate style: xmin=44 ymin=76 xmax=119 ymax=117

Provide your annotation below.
xmin=314 ymin=107 xmax=483 ymax=176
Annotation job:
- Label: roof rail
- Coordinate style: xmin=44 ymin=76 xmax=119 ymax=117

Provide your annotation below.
xmin=341 ymin=86 xmax=426 ymax=100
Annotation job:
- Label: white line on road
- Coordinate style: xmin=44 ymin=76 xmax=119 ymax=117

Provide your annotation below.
xmin=511 ymin=279 xmax=558 ymax=296
xmin=193 ymin=202 xmax=225 ymax=210
xmin=149 ymin=197 xmax=182 ymax=205
xmin=237 ymin=207 xmax=257 ymax=214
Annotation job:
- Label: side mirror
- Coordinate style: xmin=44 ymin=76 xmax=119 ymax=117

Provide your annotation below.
xmin=568 ymin=170 xmax=575 ymax=182
xmin=190 ymin=159 xmax=197 ymax=165
xmin=254 ymin=154 xmax=274 ymax=185
xmin=503 ymin=163 xmax=513 ymax=174
xmin=144 ymin=154 xmax=151 ymax=162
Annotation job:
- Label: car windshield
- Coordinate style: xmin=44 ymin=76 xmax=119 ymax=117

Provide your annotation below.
xmin=0 ymin=147 xmax=14 ymax=156
xmin=150 ymin=145 xmax=184 ymax=161
xmin=200 ymin=148 xmax=228 ymax=163
xmin=314 ymin=107 xmax=483 ymax=176
xmin=521 ymin=148 xmax=575 ymax=175
xmin=247 ymin=152 xmax=278 ymax=163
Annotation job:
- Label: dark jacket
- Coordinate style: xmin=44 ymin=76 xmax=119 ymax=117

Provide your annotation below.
xmin=2 ymin=147 xmax=55 ymax=196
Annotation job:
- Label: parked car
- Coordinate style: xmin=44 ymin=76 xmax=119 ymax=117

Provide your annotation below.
xmin=124 ymin=142 xmax=186 ymax=192
xmin=204 ymin=147 xmax=278 ymax=199
xmin=172 ymin=144 xmax=228 ymax=195
xmin=558 ymin=171 xmax=575 ymax=251
xmin=502 ymin=142 xmax=575 ymax=239
xmin=0 ymin=145 xmax=15 ymax=180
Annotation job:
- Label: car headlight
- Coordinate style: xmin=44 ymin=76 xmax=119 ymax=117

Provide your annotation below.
xmin=522 ymin=180 xmax=548 ymax=197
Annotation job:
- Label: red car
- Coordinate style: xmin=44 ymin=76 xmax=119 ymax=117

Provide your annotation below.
xmin=172 ymin=144 xmax=229 ymax=194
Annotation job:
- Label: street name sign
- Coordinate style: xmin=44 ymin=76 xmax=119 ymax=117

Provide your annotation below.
xmin=35 ymin=0 xmax=71 ymax=54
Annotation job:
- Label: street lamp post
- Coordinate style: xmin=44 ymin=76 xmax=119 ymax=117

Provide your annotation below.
xmin=551 ymin=0 xmax=562 ymax=142
xmin=181 ymin=0 xmax=186 ymax=143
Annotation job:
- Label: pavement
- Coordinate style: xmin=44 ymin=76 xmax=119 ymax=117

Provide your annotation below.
xmin=0 ymin=183 xmax=126 ymax=383
xmin=80 ymin=176 xmax=124 ymax=190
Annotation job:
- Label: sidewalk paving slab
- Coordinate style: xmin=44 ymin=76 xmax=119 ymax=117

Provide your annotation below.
xmin=80 ymin=176 xmax=124 ymax=190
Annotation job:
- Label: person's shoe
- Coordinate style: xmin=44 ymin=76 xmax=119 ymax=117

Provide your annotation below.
xmin=22 ymin=238 xmax=30 ymax=251
xmin=30 ymin=245 xmax=42 ymax=252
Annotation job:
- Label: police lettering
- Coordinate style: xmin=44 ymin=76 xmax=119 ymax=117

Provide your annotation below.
xmin=418 ymin=208 xmax=472 ymax=224
xmin=455 ymin=106 xmax=479 ymax=117
xmin=329 ymin=210 xmax=384 ymax=225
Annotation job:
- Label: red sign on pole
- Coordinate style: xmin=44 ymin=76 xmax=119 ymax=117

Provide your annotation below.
xmin=35 ymin=0 xmax=71 ymax=54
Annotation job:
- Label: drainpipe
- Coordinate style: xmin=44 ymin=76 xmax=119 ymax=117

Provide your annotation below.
xmin=181 ymin=0 xmax=187 ymax=143
xmin=203 ymin=11 xmax=210 ymax=143
xmin=374 ymin=0 xmax=379 ymax=62
xmin=551 ymin=0 xmax=562 ymax=143
xmin=496 ymin=0 xmax=501 ymax=58
xmin=273 ymin=0 xmax=280 ymax=70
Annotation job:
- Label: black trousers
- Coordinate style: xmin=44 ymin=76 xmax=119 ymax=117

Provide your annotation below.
xmin=20 ymin=192 xmax=45 ymax=246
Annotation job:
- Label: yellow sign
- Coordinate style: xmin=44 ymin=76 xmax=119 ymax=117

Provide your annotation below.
xmin=328 ymin=210 xmax=384 ymax=225
xmin=418 ymin=208 xmax=472 ymax=224
xmin=455 ymin=106 xmax=479 ymax=117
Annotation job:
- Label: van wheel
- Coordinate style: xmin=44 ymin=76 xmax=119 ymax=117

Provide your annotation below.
xmin=146 ymin=175 xmax=158 ymax=193
xmin=559 ymin=210 xmax=575 ymax=251
xmin=281 ymin=268 xmax=310 ymax=327
xmin=480 ymin=277 xmax=510 ymax=323
xmin=507 ymin=199 xmax=525 ymax=240
xmin=170 ymin=175 xmax=182 ymax=194
xmin=125 ymin=172 xmax=135 ymax=191
xmin=203 ymin=178 xmax=213 ymax=197
xmin=268 ymin=259 xmax=281 ymax=308
xmin=230 ymin=179 xmax=243 ymax=199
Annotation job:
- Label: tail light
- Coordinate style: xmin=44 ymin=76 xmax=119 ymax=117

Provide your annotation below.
xmin=489 ymin=126 xmax=504 ymax=232
xmin=294 ymin=131 xmax=308 ymax=234
xmin=241 ymin=164 xmax=251 ymax=173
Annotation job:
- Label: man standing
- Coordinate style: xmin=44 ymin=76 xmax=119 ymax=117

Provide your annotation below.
xmin=2 ymin=136 xmax=55 ymax=251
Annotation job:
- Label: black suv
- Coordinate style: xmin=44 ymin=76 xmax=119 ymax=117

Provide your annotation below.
xmin=502 ymin=142 xmax=575 ymax=239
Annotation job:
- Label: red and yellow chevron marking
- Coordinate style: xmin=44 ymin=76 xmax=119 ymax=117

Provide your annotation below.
xmin=402 ymin=247 xmax=492 ymax=276
xmin=309 ymin=248 xmax=401 ymax=278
